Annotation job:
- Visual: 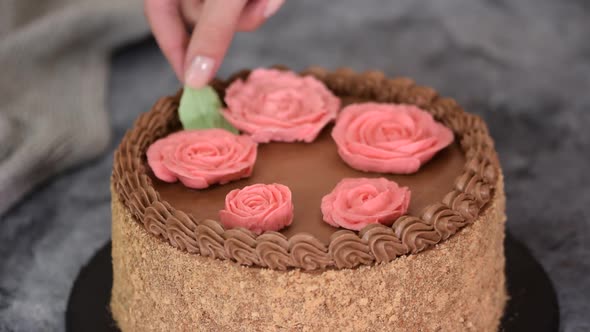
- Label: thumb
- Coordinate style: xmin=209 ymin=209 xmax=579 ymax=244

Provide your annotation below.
xmin=184 ymin=0 xmax=248 ymax=88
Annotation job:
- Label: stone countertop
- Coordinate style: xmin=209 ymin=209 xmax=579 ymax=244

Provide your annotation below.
xmin=1 ymin=0 xmax=588 ymax=331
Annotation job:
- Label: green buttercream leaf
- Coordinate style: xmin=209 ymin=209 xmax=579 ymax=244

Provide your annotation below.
xmin=178 ymin=85 xmax=238 ymax=134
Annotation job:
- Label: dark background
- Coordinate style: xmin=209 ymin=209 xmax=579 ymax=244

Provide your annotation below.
xmin=1 ymin=0 xmax=589 ymax=331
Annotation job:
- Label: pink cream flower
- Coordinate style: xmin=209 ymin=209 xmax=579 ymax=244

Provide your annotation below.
xmin=222 ymin=68 xmax=340 ymax=143
xmin=332 ymin=103 xmax=454 ymax=174
xmin=147 ymin=129 xmax=257 ymax=189
xmin=219 ymin=183 xmax=294 ymax=234
xmin=321 ymin=178 xmax=411 ymax=231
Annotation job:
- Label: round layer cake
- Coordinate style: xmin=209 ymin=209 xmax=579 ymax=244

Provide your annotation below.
xmin=110 ymin=67 xmax=507 ymax=331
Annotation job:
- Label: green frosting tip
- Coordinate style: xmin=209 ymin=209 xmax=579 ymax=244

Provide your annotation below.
xmin=178 ymin=85 xmax=238 ymax=134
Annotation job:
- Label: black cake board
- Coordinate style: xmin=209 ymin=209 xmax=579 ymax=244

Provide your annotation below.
xmin=66 ymin=232 xmax=559 ymax=332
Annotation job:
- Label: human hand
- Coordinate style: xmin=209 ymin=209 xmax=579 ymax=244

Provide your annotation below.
xmin=145 ymin=0 xmax=284 ymax=88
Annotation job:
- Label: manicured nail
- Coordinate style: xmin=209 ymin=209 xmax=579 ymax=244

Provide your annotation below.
xmin=185 ymin=56 xmax=215 ymax=88
xmin=264 ymin=0 xmax=284 ymax=18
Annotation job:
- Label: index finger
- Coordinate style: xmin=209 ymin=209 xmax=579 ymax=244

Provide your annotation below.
xmin=184 ymin=0 xmax=248 ymax=88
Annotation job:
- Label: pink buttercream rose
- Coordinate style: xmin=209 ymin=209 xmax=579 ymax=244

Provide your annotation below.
xmin=219 ymin=183 xmax=294 ymax=234
xmin=332 ymin=103 xmax=454 ymax=174
xmin=321 ymin=178 xmax=411 ymax=231
xmin=147 ymin=129 xmax=257 ymax=189
xmin=222 ymin=68 xmax=340 ymax=143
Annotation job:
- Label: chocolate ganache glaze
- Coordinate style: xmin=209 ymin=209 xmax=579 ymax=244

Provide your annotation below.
xmin=112 ymin=66 xmax=499 ymax=271
xmin=151 ymin=120 xmax=465 ymax=244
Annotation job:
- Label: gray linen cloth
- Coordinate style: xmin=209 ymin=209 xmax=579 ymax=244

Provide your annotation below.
xmin=0 ymin=0 xmax=147 ymax=216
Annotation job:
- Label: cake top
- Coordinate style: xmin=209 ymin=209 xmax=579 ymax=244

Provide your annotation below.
xmin=113 ymin=66 xmax=499 ymax=271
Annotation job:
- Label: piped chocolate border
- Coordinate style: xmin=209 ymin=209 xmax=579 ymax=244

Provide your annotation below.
xmin=112 ymin=66 xmax=500 ymax=271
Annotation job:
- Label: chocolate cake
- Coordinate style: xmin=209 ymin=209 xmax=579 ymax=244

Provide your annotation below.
xmin=110 ymin=67 xmax=506 ymax=331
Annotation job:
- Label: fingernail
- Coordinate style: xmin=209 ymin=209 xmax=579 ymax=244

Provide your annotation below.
xmin=264 ymin=0 xmax=284 ymax=18
xmin=185 ymin=56 xmax=215 ymax=88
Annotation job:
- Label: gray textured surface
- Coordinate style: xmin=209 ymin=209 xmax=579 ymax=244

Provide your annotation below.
xmin=1 ymin=0 xmax=589 ymax=331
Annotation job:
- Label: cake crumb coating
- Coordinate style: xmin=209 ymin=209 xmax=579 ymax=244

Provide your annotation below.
xmin=111 ymin=176 xmax=506 ymax=332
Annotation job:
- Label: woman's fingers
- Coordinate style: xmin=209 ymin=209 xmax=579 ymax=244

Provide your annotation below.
xmin=180 ymin=0 xmax=283 ymax=32
xmin=147 ymin=0 xmax=286 ymax=86
xmin=184 ymin=0 xmax=249 ymax=88
xmin=144 ymin=0 xmax=189 ymax=81
xmin=236 ymin=0 xmax=269 ymax=32
xmin=179 ymin=0 xmax=204 ymax=28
